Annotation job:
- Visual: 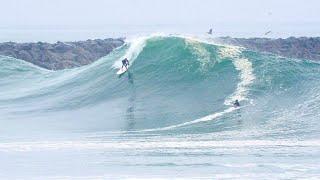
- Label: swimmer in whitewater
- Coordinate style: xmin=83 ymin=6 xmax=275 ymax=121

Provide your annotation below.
xmin=122 ymin=58 xmax=130 ymax=69
xmin=233 ymin=100 xmax=240 ymax=107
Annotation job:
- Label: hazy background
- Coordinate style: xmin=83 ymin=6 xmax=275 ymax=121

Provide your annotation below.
xmin=0 ymin=0 xmax=319 ymax=42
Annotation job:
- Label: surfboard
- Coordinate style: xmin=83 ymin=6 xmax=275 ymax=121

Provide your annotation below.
xmin=116 ymin=67 xmax=128 ymax=75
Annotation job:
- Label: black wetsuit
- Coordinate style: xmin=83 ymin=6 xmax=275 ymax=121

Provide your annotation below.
xmin=122 ymin=59 xmax=129 ymax=69
xmin=234 ymin=100 xmax=240 ymax=107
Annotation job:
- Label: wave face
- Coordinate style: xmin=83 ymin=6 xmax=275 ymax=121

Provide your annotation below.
xmin=1 ymin=35 xmax=320 ymax=178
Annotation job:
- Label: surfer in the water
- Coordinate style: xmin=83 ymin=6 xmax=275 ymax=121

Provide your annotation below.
xmin=122 ymin=58 xmax=129 ymax=70
xmin=233 ymin=100 xmax=240 ymax=107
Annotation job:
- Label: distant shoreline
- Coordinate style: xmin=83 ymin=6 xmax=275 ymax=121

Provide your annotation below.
xmin=0 ymin=36 xmax=319 ymax=70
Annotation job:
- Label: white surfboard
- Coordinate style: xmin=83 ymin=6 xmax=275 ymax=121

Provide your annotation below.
xmin=116 ymin=67 xmax=128 ymax=75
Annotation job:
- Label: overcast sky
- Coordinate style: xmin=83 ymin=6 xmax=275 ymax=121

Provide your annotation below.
xmin=0 ymin=0 xmax=319 ymax=41
xmin=1 ymin=0 xmax=319 ymax=26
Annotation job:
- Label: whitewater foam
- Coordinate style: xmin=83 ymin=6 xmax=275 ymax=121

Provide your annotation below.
xmin=213 ymin=45 xmax=256 ymax=105
xmin=138 ymin=107 xmax=237 ymax=132
xmin=112 ymin=33 xmax=167 ymax=69
xmin=173 ymin=34 xmax=256 ymax=105
xmin=0 ymin=139 xmax=318 ymax=152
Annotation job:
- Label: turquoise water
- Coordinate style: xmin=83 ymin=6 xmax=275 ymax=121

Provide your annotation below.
xmin=0 ymin=35 xmax=320 ymax=179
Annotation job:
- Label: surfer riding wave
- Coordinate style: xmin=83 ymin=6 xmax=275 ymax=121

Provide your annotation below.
xmin=122 ymin=58 xmax=130 ymax=70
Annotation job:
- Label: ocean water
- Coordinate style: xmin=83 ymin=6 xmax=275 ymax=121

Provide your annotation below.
xmin=0 ymin=34 xmax=320 ymax=179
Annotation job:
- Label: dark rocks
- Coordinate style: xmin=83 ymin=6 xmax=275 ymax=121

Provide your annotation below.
xmin=0 ymin=38 xmax=125 ymax=70
xmin=219 ymin=37 xmax=320 ymax=61
xmin=1 ymin=36 xmax=319 ymax=70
